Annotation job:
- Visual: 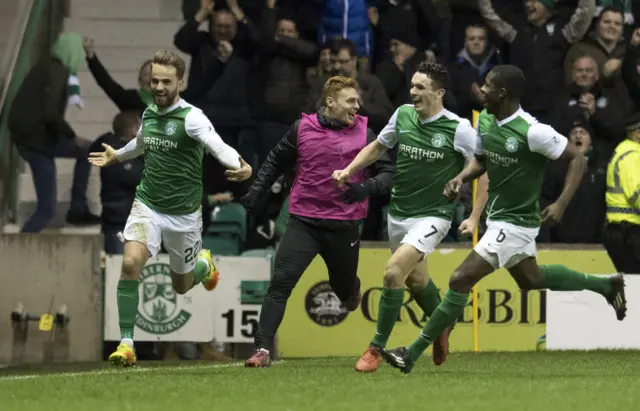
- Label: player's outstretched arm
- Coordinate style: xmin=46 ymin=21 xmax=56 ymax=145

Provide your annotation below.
xmin=184 ymin=109 xmax=251 ymax=181
xmin=90 ymin=128 xmax=144 ymax=167
xmin=333 ymin=140 xmax=389 ymax=186
xmin=542 ymin=141 xmax=586 ymax=225
xmin=89 ymin=143 xmax=118 ymax=167
xmin=528 ymin=123 xmax=584 ymax=226
xmin=443 ymin=156 xmax=487 ymax=201
xmin=459 ymin=156 xmax=487 ymax=184
xmin=341 ymin=129 xmax=396 ymax=204
xmin=459 ymin=173 xmax=489 ymax=236
xmin=363 ymin=129 xmax=395 ymax=197
xmin=333 ymin=109 xmax=398 ymax=185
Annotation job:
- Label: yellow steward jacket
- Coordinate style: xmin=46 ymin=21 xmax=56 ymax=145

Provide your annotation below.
xmin=606 ymin=139 xmax=640 ymax=225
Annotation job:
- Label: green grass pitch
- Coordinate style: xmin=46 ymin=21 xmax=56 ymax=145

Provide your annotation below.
xmin=1 ymin=351 xmax=638 ymax=411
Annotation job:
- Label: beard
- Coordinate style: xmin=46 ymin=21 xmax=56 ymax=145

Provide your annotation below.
xmin=153 ymin=89 xmax=178 ymax=108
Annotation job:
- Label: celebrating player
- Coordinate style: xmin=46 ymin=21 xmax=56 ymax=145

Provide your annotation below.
xmin=382 ymin=65 xmax=627 ymax=374
xmin=241 ymin=76 xmax=395 ymax=367
xmin=89 ymin=50 xmax=252 ymax=367
xmin=333 ymin=61 xmax=488 ymax=372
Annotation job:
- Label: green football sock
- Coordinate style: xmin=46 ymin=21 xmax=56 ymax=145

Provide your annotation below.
xmin=407 ymin=289 xmax=469 ymax=362
xmin=412 ymin=279 xmax=441 ymax=317
xmin=193 ymin=259 xmax=210 ymax=284
xmin=117 ymin=280 xmax=139 ymax=340
xmin=370 ymin=288 xmax=405 ymax=349
xmin=540 ymin=264 xmax=612 ymax=297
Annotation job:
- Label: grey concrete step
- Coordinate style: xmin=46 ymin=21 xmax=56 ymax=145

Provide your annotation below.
xmin=18 ymin=158 xmax=102 ymax=179
xmin=17 ymin=167 xmax=102 ymax=229
xmin=66 ymin=97 xmax=120 ymax=124
xmin=70 ymin=0 xmax=183 ymax=21
xmin=3 ymin=223 xmax=101 ymax=234
xmin=76 ymin=70 xmax=139 ymax=98
xmin=76 ymin=70 xmax=193 ymax=100
xmin=73 ymin=123 xmax=114 ymax=142
xmin=15 ymin=201 xmax=102 ymax=229
xmin=64 ymin=18 xmax=184 ymax=48
xmin=0 ymin=0 xmax=27 ymax=15
xmin=0 ymin=45 xmax=7 ymax=64
xmin=83 ymin=46 xmax=191 ymax=72
xmin=0 ymin=15 xmax=20 ymax=40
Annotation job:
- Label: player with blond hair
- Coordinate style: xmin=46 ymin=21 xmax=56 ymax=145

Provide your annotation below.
xmin=241 ymin=76 xmax=395 ymax=367
xmin=89 ymin=50 xmax=252 ymax=367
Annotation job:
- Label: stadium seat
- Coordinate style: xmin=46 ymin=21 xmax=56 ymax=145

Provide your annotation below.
xmin=240 ymin=249 xmax=274 ymax=304
xmin=202 ymin=234 xmax=241 ymax=256
xmin=208 ymin=203 xmax=247 ymax=243
xmin=240 ymin=279 xmax=270 ymax=305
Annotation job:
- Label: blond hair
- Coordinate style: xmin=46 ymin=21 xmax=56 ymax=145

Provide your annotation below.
xmin=321 ymin=76 xmax=357 ymax=107
xmin=152 ymin=50 xmax=186 ymax=79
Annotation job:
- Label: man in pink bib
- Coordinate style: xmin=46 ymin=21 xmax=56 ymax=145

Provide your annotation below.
xmin=241 ymin=76 xmax=394 ymax=367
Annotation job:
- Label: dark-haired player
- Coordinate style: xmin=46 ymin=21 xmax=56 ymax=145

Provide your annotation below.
xmin=333 ymin=62 xmax=487 ymax=372
xmin=382 ymin=65 xmax=628 ymax=374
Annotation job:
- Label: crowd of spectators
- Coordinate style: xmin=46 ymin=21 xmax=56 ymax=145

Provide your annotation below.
xmin=12 ymin=0 xmax=640 ymax=251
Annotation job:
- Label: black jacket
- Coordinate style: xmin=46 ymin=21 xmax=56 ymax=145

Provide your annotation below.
xmin=242 ymin=112 xmax=395 ymax=230
xmin=249 ymin=7 xmax=318 ymax=124
xmin=371 ymin=0 xmax=444 ymax=66
xmin=9 ymin=58 xmax=76 ymax=155
xmin=375 ymin=52 xmax=425 ymax=109
xmin=622 ymin=44 xmax=640 ymax=112
xmin=510 ymin=20 xmax=571 ymax=118
xmin=449 ymin=47 xmax=502 ymax=120
xmin=89 ymin=133 xmax=143 ymax=228
xmin=551 ymin=83 xmax=628 ymax=156
xmin=173 ymin=16 xmax=259 ymax=126
xmin=477 ymin=0 xmax=590 ymax=120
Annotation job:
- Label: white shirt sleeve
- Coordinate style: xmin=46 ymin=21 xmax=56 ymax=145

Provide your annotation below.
xmin=527 ymin=123 xmax=568 ymax=160
xmin=473 ymin=121 xmax=485 ymax=156
xmin=453 ymin=119 xmax=476 ymax=160
xmin=115 ymin=126 xmax=144 ymax=162
xmin=376 ymin=107 xmax=400 ymax=148
xmin=185 ymin=109 xmax=241 ymax=169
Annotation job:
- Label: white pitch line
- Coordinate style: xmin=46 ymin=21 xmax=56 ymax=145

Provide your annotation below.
xmin=0 ymin=360 xmax=286 ymax=382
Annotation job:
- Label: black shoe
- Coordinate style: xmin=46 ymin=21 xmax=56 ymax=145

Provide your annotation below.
xmin=381 ymin=347 xmax=415 ymax=374
xmin=606 ymin=273 xmax=627 ymax=321
xmin=66 ymin=210 xmax=101 ymax=226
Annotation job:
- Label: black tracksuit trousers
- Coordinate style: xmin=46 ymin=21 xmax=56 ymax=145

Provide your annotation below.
xmin=254 ymin=216 xmax=361 ymax=351
xmin=603 ymin=222 xmax=640 ymax=274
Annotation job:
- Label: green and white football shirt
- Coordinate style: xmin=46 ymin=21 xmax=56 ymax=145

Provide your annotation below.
xmin=115 ymin=99 xmax=241 ymax=215
xmin=377 ymin=104 xmax=476 ymax=220
xmin=476 ymin=108 xmax=568 ymax=228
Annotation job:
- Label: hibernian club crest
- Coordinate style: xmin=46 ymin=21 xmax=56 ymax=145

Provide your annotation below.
xmin=136 ymin=263 xmax=191 ymax=335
